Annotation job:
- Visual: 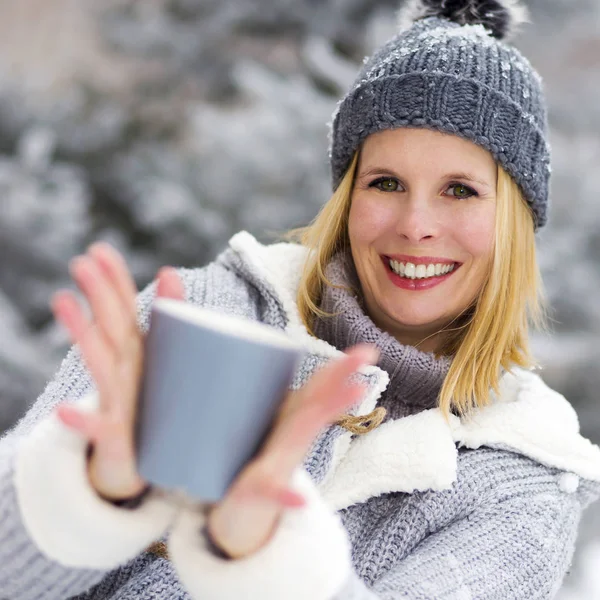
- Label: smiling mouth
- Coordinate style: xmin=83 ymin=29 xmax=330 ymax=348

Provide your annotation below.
xmin=384 ymin=257 xmax=461 ymax=280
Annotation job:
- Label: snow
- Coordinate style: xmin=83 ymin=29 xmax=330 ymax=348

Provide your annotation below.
xmin=0 ymin=0 xmax=597 ymax=595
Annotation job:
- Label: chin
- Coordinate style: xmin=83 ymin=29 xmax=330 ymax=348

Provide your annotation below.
xmin=381 ymin=305 xmax=446 ymax=329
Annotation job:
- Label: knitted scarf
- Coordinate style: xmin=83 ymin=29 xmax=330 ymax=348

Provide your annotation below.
xmin=313 ymin=251 xmax=453 ymax=423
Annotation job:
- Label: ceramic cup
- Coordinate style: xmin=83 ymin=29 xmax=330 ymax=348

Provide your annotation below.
xmin=135 ymin=297 xmax=305 ymax=503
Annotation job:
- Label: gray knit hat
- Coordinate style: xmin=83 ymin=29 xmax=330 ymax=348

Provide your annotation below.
xmin=328 ymin=0 xmax=551 ymax=230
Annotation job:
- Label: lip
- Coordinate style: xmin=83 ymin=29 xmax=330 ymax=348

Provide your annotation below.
xmin=380 ymin=255 xmax=460 ymax=291
xmin=384 ymin=254 xmax=460 ymax=266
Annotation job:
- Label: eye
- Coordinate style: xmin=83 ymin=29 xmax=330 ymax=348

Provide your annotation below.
xmin=369 ymin=177 xmax=402 ymax=192
xmin=446 ymin=183 xmax=478 ymax=199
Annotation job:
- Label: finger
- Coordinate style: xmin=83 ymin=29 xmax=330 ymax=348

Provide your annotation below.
xmin=156 ymin=266 xmax=185 ymax=300
xmin=56 ymin=403 xmax=137 ymax=459
xmin=259 ymin=345 xmax=378 ymax=475
xmin=51 ymin=290 xmax=119 ymax=408
xmin=69 ymin=255 xmax=134 ymax=355
xmin=57 ymin=403 xmax=146 ymax=498
xmin=256 ymin=476 xmax=306 ymax=508
xmin=229 ymin=460 xmax=306 ymax=510
xmin=279 ymin=344 xmax=377 ymax=430
xmin=273 ymin=487 xmax=306 ymax=508
xmin=239 ymin=472 xmax=306 ymax=508
xmin=87 ymin=242 xmax=140 ymax=328
xmin=55 ymin=403 xmax=105 ymax=442
xmin=271 ymin=345 xmax=377 ymax=431
xmin=306 ymin=345 xmax=379 ymax=401
xmin=261 ymin=380 xmax=367 ymax=478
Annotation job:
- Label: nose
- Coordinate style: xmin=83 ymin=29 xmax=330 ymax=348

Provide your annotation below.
xmin=394 ymin=194 xmax=440 ymax=243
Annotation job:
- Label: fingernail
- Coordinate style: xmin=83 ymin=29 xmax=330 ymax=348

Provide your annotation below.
xmin=89 ymin=241 xmax=108 ymax=253
xmin=277 ymin=488 xmax=306 ymax=508
xmin=354 ymin=344 xmax=379 ymax=365
xmin=56 ymin=404 xmax=82 ymax=430
xmin=69 ymin=255 xmax=86 ymax=273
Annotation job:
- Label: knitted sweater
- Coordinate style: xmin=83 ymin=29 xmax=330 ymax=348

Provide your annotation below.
xmin=2 ymin=231 xmax=600 ymax=600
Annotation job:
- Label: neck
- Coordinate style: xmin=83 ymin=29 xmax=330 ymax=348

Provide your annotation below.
xmin=364 ymin=305 xmax=449 ymax=354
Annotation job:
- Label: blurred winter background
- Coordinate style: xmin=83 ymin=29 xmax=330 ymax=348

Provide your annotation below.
xmin=0 ymin=0 xmax=598 ymax=595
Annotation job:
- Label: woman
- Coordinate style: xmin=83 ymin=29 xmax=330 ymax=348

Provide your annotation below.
xmin=2 ymin=1 xmax=599 ymax=599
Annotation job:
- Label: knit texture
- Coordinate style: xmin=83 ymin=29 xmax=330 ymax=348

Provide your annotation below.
xmin=336 ymin=447 xmax=585 ymax=598
xmin=328 ymin=15 xmax=551 ymax=229
xmin=0 ymin=242 xmax=597 ymax=599
xmin=313 ymin=250 xmax=452 ymax=421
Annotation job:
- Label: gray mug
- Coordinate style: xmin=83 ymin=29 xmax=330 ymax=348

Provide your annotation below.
xmin=135 ymin=298 xmax=305 ymax=503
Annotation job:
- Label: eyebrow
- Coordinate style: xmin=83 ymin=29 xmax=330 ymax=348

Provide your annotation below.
xmin=358 ymin=167 xmax=493 ymax=188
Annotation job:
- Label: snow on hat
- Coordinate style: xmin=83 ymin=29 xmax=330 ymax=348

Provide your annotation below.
xmin=328 ymin=0 xmax=551 ymax=230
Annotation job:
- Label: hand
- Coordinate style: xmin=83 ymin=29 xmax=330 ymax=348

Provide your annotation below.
xmin=50 ymin=242 xmax=185 ymax=501
xmin=207 ymin=344 xmax=379 ymax=559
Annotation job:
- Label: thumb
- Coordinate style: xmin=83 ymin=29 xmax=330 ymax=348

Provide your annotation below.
xmin=156 ymin=267 xmax=185 ymax=301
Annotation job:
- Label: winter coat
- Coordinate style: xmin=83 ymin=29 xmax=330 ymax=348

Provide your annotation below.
xmin=2 ymin=231 xmax=599 ymax=600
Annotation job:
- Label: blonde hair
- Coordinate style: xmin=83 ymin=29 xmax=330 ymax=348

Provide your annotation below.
xmin=283 ymin=150 xmax=551 ymax=426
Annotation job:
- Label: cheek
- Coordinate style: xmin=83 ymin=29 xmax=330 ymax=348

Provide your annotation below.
xmin=454 ymin=207 xmax=495 ymax=258
xmin=348 ymin=195 xmax=396 ymax=246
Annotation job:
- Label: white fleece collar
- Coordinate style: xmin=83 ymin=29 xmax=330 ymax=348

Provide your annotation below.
xmin=319 ymin=368 xmax=600 ymax=510
xmin=227 ymin=231 xmax=600 ymax=509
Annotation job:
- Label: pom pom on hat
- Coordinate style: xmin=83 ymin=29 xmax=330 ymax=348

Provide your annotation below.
xmin=397 ymin=0 xmax=530 ymax=40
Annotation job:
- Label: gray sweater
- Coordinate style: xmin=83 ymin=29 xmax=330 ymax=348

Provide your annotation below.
xmin=2 ymin=231 xmax=600 ymax=600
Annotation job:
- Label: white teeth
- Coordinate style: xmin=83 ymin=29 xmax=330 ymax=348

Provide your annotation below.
xmin=389 ymin=259 xmax=456 ymax=279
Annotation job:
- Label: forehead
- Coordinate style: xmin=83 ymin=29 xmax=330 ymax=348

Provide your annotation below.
xmin=359 ymin=127 xmax=497 ymax=177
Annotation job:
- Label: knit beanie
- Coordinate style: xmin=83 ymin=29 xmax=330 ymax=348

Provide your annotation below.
xmin=328 ymin=0 xmax=551 ymax=230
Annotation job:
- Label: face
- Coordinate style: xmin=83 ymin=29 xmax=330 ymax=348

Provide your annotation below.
xmin=348 ymin=127 xmax=497 ymax=353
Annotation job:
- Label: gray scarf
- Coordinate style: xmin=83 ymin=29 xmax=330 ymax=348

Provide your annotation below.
xmin=313 ymin=252 xmax=453 ymax=422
